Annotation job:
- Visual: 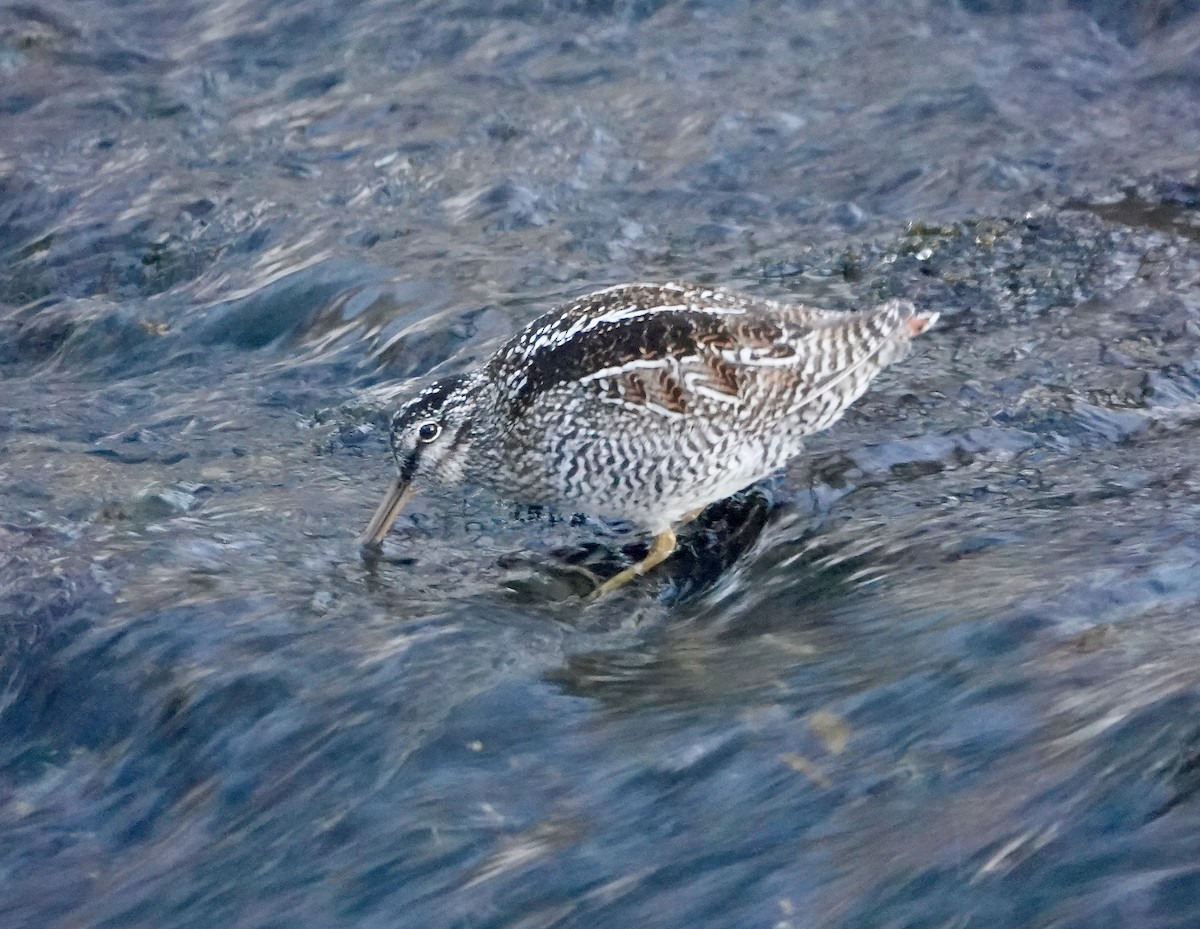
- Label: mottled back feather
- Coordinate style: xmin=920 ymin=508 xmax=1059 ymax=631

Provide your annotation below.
xmin=487 ymin=282 xmax=920 ymax=424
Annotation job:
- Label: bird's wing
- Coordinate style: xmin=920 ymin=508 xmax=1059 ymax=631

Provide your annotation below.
xmin=490 ymin=283 xmax=929 ymax=422
xmin=491 ymin=288 xmax=772 ymax=419
xmin=541 ymin=310 xmax=798 ymax=419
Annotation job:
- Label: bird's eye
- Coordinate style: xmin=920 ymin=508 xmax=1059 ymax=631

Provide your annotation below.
xmin=417 ymin=422 xmax=441 ymax=443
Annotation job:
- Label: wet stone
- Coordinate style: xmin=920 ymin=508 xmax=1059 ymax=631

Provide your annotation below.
xmin=956 ymin=426 xmax=1037 ymax=458
xmin=9 ymin=480 xmax=53 ymax=501
xmin=848 ymin=435 xmax=960 ymax=476
xmin=1072 ymin=400 xmax=1152 ymax=443
xmin=134 ymin=485 xmax=208 ymax=519
xmin=87 ymin=447 xmax=154 ymax=465
xmin=1144 ymin=366 xmax=1200 ymax=421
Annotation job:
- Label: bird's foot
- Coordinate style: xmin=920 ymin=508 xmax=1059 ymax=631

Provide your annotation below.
xmin=585 ymin=525 xmax=681 ymax=602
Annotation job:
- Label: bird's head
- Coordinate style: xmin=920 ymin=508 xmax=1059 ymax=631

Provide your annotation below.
xmin=359 ymin=374 xmax=481 ymax=550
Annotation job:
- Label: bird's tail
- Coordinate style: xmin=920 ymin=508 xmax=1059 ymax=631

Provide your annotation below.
xmin=901 ymin=306 xmax=940 ymax=339
xmin=853 ymin=299 xmax=938 ymax=371
xmin=783 ymin=299 xmax=936 ymax=433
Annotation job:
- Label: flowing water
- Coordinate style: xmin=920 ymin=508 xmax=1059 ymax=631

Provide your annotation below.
xmin=4 ymin=1 xmax=1200 ymax=926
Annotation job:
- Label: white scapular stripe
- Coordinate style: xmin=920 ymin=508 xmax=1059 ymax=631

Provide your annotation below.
xmin=528 ymin=282 xmax=748 ymax=352
xmin=577 ymin=357 xmax=673 ymax=383
xmin=687 ymin=380 xmax=743 ymax=405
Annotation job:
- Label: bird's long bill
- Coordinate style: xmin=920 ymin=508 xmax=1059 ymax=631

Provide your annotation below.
xmin=358 ymin=475 xmax=416 ymax=551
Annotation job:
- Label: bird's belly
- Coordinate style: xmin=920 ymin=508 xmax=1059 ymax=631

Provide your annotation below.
xmin=512 ymin=407 xmax=798 ymax=530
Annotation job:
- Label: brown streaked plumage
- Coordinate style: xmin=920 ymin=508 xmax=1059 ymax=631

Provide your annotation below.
xmin=361 ymin=282 xmax=937 ymax=598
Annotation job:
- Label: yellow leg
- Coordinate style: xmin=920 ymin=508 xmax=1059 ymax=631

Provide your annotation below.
xmin=586 ymin=527 xmax=678 ymax=601
xmin=586 ymin=507 xmax=704 ymax=601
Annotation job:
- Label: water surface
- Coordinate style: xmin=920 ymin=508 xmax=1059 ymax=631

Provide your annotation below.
xmin=3 ymin=1 xmax=1200 ymax=926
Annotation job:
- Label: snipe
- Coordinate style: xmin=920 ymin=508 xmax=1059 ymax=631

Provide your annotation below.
xmin=361 ymin=282 xmax=937 ymax=598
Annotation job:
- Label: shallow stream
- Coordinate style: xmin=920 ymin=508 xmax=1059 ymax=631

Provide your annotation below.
xmin=4 ymin=2 xmax=1200 ymax=926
